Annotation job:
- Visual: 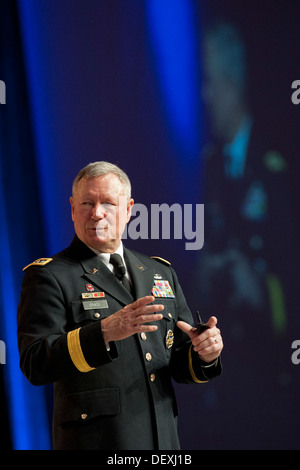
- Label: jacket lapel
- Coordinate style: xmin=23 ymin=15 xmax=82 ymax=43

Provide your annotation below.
xmin=81 ymin=259 xmax=133 ymax=305
xmin=70 ymin=236 xmax=133 ymax=305
xmin=69 ymin=236 xmax=154 ymax=305
xmin=124 ymin=248 xmax=154 ymax=300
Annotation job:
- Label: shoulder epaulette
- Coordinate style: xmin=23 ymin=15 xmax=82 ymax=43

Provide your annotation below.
xmin=23 ymin=258 xmax=53 ymax=271
xmin=150 ymin=256 xmax=171 ymax=266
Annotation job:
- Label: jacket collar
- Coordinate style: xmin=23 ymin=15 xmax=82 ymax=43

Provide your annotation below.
xmin=69 ymin=236 xmax=154 ymax=305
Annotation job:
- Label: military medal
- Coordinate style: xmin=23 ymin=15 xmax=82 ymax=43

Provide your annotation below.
xmin=86 ymin=283 xmax=94 ymax=292
xmin=165 ymin=330 xmax=174 ymax=349
xmin=152 ymin=280 xmax=175 ymax=298
xmin=81 ymin=292 xmax=105 ymax=299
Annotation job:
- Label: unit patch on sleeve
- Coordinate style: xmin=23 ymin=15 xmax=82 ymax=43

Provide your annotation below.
xmin=152 ymin=280 xmax=175 ymax=298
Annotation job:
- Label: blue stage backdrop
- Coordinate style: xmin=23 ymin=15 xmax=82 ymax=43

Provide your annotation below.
xmin=0 ymin=0 xmax=299 ymax=450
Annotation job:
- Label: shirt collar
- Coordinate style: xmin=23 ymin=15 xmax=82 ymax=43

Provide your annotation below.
xmin=87 ymin=241 xmax=125 ymax=267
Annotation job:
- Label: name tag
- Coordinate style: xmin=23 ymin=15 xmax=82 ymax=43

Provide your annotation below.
xmin=82 ymin=300 xmax=108 ymax=310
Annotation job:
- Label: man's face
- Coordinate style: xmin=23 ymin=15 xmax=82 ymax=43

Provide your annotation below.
xmin=70 ymin=173 xmax=133 ymax=253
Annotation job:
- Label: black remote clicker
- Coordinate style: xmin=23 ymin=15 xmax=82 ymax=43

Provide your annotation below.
xmin=196 ymin=311 xmax=209 ymax=335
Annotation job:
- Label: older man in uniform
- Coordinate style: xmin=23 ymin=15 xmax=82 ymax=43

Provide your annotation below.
xmin=17 ymin=161 xmax=223 ymax=450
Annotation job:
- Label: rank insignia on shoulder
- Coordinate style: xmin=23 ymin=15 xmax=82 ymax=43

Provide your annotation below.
xmin=166 ymin=329 xmax=174 ymax=349
xmin=23 ymin=258 xmax=53 ymax=271
xmin=151 ymin=256 xmax=171 ymax=266
xmin=152 ymin=280 xmax=175 ymax=298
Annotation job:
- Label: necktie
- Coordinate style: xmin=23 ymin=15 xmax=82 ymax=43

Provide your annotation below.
xmin=110 ymin=253 xmax=132 ymax=294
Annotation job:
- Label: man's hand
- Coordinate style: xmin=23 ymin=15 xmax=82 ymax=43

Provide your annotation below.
xmin=177 ymin=316 xmax=223 ymax=363
xmin=101 ymin=295 xmax=164 ymax=343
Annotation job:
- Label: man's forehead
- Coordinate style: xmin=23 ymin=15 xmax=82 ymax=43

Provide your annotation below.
xmin=77 ymin=174 xmax=124 ymax=194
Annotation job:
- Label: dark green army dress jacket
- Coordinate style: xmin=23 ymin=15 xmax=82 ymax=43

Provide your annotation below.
xmin=17 ymin=236 xmax=221 ymax=450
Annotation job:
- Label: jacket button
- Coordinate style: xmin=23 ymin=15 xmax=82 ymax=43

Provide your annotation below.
xmin=145 ymin=352 xmax=152 ymax=361
xmin=93 ymin=312 xmax=101 ymax=319
xmin=150 ymin=373 xmax=156 ymax=382
xmin=168 ymin=312 xmax=173 ymax=319
xmin=140 ymin=332 xmax=147 ymax=341
xmin=81 ymin=413 xmax=88 ymax=420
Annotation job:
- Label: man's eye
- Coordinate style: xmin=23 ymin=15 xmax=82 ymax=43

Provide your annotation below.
xmin=81 ymin=202 xmax=93 ymax=206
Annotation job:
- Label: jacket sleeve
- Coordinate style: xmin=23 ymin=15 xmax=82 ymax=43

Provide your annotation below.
xmin=168 ymin=266 xmax=222 ymax=384
xmin=17 ymin=266 xmax=118 ymax=386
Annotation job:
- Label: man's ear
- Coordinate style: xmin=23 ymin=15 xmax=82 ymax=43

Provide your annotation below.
xmin=70 ymin=196 xmax=75 ymax=221
xmin=126 ymin=198 xmax=134 ymax=223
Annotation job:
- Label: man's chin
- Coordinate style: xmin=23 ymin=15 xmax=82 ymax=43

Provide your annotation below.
xmin=95 ymin=229 xmax=116 ymax=242
xmin=88 ymin=232 xmax=120 ymax=252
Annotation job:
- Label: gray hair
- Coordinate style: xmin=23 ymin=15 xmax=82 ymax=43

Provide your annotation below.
xmin=72 ymin=161 xmax=132 ymax=199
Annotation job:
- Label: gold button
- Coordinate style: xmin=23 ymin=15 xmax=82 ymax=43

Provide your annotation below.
xmin=168 ymin=313 xmax=172 ymax=319
xmin=81 ymin=413 xmax=88 ymax=420
xmin=93 ymin=312 xmax=101 ymax=319
xmin=145 ymin=352 xmax=152 ymax=362
xmin=150 ymin=373 xmax=156 ymax=382
xmin=140 ymin=332 xmax=147 ymax=341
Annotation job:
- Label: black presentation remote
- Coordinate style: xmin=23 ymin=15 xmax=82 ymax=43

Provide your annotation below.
xmin=196 ymin=311 xmax=209 ymax=335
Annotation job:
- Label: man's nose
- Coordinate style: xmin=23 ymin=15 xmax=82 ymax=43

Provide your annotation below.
xmin=91 ymin=204 xmax=107 ymax=220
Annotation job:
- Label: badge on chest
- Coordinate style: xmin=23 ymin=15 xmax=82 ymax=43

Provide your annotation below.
xmin=81 ymin=285 xmax=107 ymax=309
xmin=152 ymin=280 xmax=175 ymax=298
xmin=81 ymin=292 xmax=105 ymax=299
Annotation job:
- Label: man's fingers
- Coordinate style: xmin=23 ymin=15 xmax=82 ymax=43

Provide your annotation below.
xmin=133 ymin=299 xmax=164 ymax=322
xmin=122 ymin=295 xmax=164 ymax=328
xmin=102 ymin=295 xmax=164 ymax=343
xmin=206 ymin=316 xmax=218 ymax=328
xmin=123 ymin=296 xmax=164 ymax=321
xmin=177 ymin=317 xmax=219 ymax=340
xmin=127 ymin=295 xmax=155 ymax=310
xmin=177 ymin=321 xmax=196 ymax=339
xmin=136 ymin=311 xmax=163 ymax=325
xmin=177 ymin=317 xmax=223 ymax=363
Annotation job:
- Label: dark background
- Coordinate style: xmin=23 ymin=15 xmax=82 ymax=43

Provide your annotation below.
xmin=0 ymin=0 xmax=299 ymax=450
